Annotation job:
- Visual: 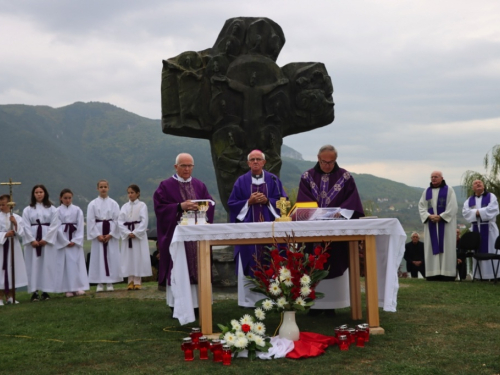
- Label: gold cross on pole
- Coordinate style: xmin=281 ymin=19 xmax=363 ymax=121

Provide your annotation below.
xmin=275 ymin=196 xmax=291 ymax=222
xmin=0 ymin=178 xmax=22 ymax=208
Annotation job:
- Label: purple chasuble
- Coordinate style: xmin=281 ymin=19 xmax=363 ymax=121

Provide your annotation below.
xmin=468 ymin=192 xmax=491 ymax=253
xmin=425 ymin=185 xmax=449 ymax=255
xmin=297 ymin=163 xmax=365 ymax=279
xmin=228 ymin=171 xmax=286 ymax=276
xmin=153 ymin=176 xmax=214 ymax=286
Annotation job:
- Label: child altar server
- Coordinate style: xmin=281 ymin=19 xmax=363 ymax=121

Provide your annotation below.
xmin=57 ymin=189 xmax=89 ymax=297
xmin=87 ymin=180 xmax=122 ymax=291
xmin=0 ymin=194 xmax=28 ymax=305
xmin=119 ymin=184 xmax=152 ymax=290
xmin=22 ymin=185 xmax=61 ymax=302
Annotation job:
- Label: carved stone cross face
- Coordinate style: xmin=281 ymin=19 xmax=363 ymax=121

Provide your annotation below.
xmin=161 ymin=17 xmax=334 ymax=213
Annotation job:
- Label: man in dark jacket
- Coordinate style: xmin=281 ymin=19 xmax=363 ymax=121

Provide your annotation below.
xmin=404 ymin=232 xmax=426 ymax=278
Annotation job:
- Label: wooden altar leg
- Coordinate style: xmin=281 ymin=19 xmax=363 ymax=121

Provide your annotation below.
xmin=364 ymin=235 xmax=384 ymax=334
xmin=349 ymin=240 xmax=362 ymax=320
xmin=197 ymin=240 xmax=213 ymax=335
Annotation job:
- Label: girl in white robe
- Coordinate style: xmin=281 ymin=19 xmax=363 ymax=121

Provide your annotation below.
xmin=57 ymin=189 xmax=90 ymax=297
xmin=87 ymin=180 xmax=122 ymax=291
xmin=0 ymin=194 xmax=28 ymax=305
xmin=22 ymin=185 xmax=61 ymax=301
xmin=118 ymin=184 xmax=152 ymax=290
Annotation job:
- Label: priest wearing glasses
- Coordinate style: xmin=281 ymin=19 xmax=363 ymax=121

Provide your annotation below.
xmin=418 ymin=171 xmax=457 ymax=281
xmin=153 ymin=153 xmax=215 ymax=313
xmin=296 ymin=144 xmax=364 ymax=316
xmin=228 ymin=150 xmax=286 ymax=307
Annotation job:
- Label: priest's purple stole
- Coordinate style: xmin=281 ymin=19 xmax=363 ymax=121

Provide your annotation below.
xmin=468 ymin=193 xmax=491 ymax=253
xmin=426 ymin=186 xmax=448 ymax=255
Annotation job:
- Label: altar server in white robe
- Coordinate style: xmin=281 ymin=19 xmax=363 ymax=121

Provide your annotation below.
xmin=22 ymin=185 xmax=61 ymax=301
xmin=87 ymin=180 xmax=123 ymax=291
xmin=0 ymin=194 xmax=28 ymax=305
xmin=418 ymin=171 xmax=458 ymax=281
xmin=57 ymin=189 xmax=89 ymax=297
xmin=462 ymin=180 xmax=499 ymax=279
xmin=118 ymin=184 xmax=152 ymax=290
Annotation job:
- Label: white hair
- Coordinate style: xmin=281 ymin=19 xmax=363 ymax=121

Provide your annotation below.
xmin=247 ymin=150 xmax=266 ymax=161
xmin=175 ymin=153 xmax=194 ymax=165
xmin=317 ymin=144 xmax=337 ymax=156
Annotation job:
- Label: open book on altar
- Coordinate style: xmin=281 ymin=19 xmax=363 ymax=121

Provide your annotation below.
xmin=288 ymin=202 xmax=354 ymax=221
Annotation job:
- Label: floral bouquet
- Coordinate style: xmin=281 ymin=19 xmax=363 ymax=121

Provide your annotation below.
xmin=217 ymin=307 xmax=272 ymax=360
xmin=247 ymin=235 xmax=330 ymax=312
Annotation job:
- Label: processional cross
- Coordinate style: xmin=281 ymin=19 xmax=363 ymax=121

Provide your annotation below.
xmin=0 ymin=178 xmax=21 ymax=302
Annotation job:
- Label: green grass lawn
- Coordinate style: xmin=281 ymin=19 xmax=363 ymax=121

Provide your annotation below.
xmin=1 ymin=279 xmax=500 ymax=375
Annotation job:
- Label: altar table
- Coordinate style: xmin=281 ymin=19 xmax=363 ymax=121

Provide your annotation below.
xmin=168 ymin=218 xmax=406 ymax=335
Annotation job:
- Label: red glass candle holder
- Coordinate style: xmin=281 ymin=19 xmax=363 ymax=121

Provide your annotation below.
xmin=198 ymin=336 xmax=210 ymax=360
xmin=211 ymin=339 xmax=223 ymax=362
xmin=190 ymin=327 xmax=202 ymax=349
xmin=181 ymin=337 xmax=194 ymax=361
xmin=361 ymin=323 xmax=370 ymax=342
xmin=348 ymin=328 xmax=356 ymax=345
xmin=222 ymin=345 xmax=232 ymax=366
xmin=356 ymin=334 xmax=365 ymax=348
xmin=339 ymin=335 xmax=349 ymax=351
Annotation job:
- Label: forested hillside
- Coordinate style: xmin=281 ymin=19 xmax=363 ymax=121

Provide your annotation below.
xmin=0 ymin=102 xmax=467 ymax=233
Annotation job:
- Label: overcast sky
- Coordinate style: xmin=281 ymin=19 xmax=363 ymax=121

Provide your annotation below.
xmin=1 ymin=0 xmax=499 ymax=188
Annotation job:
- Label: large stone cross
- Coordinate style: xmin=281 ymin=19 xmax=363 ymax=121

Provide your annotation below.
xmin=161 ymin=17 xmax=334 ymax=212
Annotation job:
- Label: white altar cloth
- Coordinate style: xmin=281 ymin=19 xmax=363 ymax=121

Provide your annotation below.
xmin=169 ymin=218 xmax=406 ymax=325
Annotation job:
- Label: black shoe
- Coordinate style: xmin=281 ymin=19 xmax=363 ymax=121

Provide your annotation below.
xmin=324 ymin=309 xmax=336 ymax=317
xmin=41 ymin=292 xmax=50 ymax=301
xmin=31 ymin=292 xmax=40 ymax=302
xmin=307 ymin=309 xmax=324 ymax=316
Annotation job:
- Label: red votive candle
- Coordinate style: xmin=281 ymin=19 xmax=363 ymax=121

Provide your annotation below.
xmin=198 ymin=336 xmax=210 ymax=360
xmin=181 ymin=337 xmax=194 ymax=361
xmin=348 ymin=328 xmax=356 ymax=345
xmin=211 ymin=339 xmax=223 ymax=362
xmin=222 ymin=345 xmax=232 ymax=366
xmin=339 ymin=335 xmax=349 ymax=351
xmin=190 ymin=327 xmax=202 ymax=349
xmin=361 ymin=323 xmax=370 ymax=342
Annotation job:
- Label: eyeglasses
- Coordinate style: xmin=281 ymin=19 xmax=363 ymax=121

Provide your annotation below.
xmin=319 ymin=160 xmax=335 ymax=166
xmin=249 ymin=158 xmax=264 ymax=162
xmin=178 ymin=164 xmax=194 ymax=169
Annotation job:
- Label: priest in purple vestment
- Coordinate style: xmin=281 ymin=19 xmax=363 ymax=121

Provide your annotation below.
xmin=153 ymin=153 xmax=215 ymax=308
xmin=228 ymin=150 xmax=287 ymax=307
xmin=296 ymin=144 xmax=364 ymax=315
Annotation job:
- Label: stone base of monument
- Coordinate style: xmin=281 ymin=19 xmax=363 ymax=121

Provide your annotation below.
xmin=212 ymin=246 xmax=237 ymax=289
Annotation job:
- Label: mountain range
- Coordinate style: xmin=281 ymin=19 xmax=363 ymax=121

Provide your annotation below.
xmin=0 ymin=102 xmax=468 ymax=233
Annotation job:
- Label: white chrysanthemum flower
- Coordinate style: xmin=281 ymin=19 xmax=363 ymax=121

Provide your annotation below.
xmin=254 ymin=335 xmax=266 ymax=347
xmin=269 ymin=282 xmax=282 ymax=296
xmin=254 ymin=307 xmax=266 ymax=320
xmin=300 ymin=275 xmax=311 ymax=286
xmin=224 ymin=332 xmax=236 ymax=345
xmin=262 ymin=299 xmax=274 ymax=311
xmin=295 ymin=297 xmax=306 ymax=306
xmin=276 ymin=296 xmax=287 ymax=308
xmin=234 ymin=336 xmax=249 ymax=349
xmin=300 ymin=285 xmax=311 ymax=297
xmin=231 ymin=319 xmax=241 ymax=330
xmin=252 ymin=322 xmax=266 ymax=335
xmin=239 ymin=314 xmax=253 ymax=325
xmin=282 ymin=276 xmax=293 ymax=287
xmin=279 ymin=267 xmax=291 ymax=280
xmin=246 ymin=332 xmax=256 ymax=341
xmin=235 ymin=330 xmax=246 ymax=338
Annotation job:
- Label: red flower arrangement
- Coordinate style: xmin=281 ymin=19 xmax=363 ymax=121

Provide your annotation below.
xmin=247 ymin=234 xmax=330 ymax=312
